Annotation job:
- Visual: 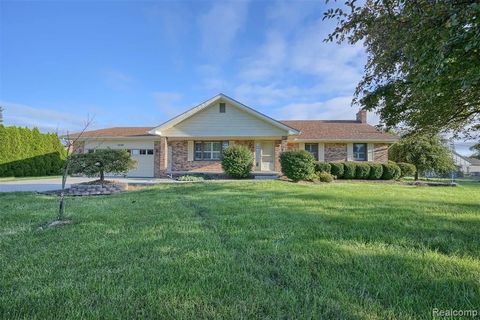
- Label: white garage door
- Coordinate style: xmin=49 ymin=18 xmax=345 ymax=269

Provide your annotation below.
xmin=128 ymin=149 xmax=154 ymax=177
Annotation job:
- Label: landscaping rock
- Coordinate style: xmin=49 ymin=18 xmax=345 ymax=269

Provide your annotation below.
xmin=67 ymin=181 xmax=127 ymax=196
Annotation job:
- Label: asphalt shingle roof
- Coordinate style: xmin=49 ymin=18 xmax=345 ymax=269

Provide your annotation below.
xmin=281 ymin=120 xmax=398 ymax=141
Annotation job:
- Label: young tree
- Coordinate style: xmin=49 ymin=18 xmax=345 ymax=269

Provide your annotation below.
xmin=324 ymin=1 xmax=480 ymax=138
xmin=69 ymin=149 xmax=136 ymax=182
xmin=389 ymin=135 xmax=455 ymax=180
xmin=58 ymin=119 xmax=93 ymax=220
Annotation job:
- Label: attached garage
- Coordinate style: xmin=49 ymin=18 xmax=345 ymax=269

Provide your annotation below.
xmin=82 ymin=139 xmax=155 ymax=178
xmin=128 ymin=148 xmax=154 ymax=177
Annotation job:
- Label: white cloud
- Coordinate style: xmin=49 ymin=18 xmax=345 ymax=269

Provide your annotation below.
xmin=230 ymin=3 xmax=367 ymax=110
xmin=152 ymin=92 xmax=183 ymax=117
xmin=239 ymin=31 xmax=287 ymax=81
xmin=234 ymin=83 xmax=299 ymax=106
xmin=275 ymin=95 xmax=380 ymax=124
xmin=0 ymin=101 xmax=91 ymax=133
xmin=198 ymin=1 xmax=249 ymax=59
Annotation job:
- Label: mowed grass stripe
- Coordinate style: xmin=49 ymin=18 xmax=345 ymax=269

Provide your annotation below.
xmin=0 ymin=180 xmax=479 ymax=319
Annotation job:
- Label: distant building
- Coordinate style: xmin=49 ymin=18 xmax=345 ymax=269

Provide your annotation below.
xmin=453 ymin=151 xmax=480 ymax=176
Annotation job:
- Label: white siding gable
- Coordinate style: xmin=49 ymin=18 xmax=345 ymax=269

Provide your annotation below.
xmin=162 ymin=102 xmax=288 ymax=137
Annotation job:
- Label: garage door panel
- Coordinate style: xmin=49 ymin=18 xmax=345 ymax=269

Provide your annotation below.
xmin=127 ymin=155 xmax=154 ymax=177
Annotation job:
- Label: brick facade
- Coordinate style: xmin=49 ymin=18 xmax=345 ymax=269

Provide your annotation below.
xmin=286 ymin=142 xmax=299 ymax=151
xmin=154 ymin=137 xmax=169 ymax=177
xmin=325 ymin=143 xmax=347 ymax=162
xmin=373 ymin=143 xmax=389 ymax=163
xmin=168 ymin=139 xmax=289 ymax=173
xmin=171 ymin=140 xmax=222 ymax=172
xmin=161 ymin=139 xmax=388 ymax=175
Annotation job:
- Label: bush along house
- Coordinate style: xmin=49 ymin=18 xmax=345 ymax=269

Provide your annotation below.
xmin=69 ymin=94 xmax=398 ymax=177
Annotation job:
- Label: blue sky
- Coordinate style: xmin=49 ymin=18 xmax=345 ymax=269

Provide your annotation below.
xmin=0 ymin=0 xmax=474 ymax=155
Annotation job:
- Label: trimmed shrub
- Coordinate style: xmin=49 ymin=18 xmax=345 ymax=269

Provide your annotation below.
xmin=315 ymin=162 xmax=331 ymax=174
xmin=330 ymin=162 xmax=344 ymax=178
xmin=280 ymin=150 xmax=316 ymax=182
xmin=355 ymin=163 xmax=371 ymax=179
xmin=382 ymin=161 xmax=401 ymax=180
xmin=343 ymin=162 xmax=357 ymax=179
xmin=368 ymin=163 xmax=384 ymax=180
xmin=221 ymin=145 xmax=254 ymax=178
xmin=318 ymin=171 xmax=334 ymax=183
xmin=70 ymin=149 xmax=136 ymax=181
xmin=397 ymin=162 xmax=416 ymax=177
xmin=392 ymin=161 xmax=402 ymax=179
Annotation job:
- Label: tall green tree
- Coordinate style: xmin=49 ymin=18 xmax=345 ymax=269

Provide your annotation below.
xmin=324 ymin=0 xmax=480 ymax=137
xmin=389 ymin=135 xmax=455 ymax=180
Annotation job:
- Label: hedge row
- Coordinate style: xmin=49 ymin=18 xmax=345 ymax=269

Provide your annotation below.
xmin=0 ymin=126 xmax=66 ymax=177
xmin=316 ymin=161 xmax=405 ymax=180
xmin=280 ymin=150 xmax=416 ymax=182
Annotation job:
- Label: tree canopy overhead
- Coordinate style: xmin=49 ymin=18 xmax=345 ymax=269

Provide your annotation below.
xmin=324 ymin=0 xmax=480 ymax=138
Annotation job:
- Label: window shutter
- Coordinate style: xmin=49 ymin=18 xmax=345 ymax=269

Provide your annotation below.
xmin=298 ymin=142 xmax=305 ymax=150
xmin=367 ymin=143 xmax=374 ymax=161
xmin=187 ymin=141 xmax=194 ymax=161
xmin=347 ymin=143 xmax=353 ymax=161
xmin=318 ymin=143 xmax=325 ymax=162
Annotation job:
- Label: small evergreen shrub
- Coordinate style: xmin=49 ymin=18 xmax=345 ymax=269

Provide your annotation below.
xmin=280 ymin=150 xmax=316 ymax=182
xmin=330 ymin=162 xmax=344 ymax=178
xmin=368 ymin=163 xmax=384 ymax=180
xmin=315 ymin=162 xmax=331 ymax=174
xmin=355 ymin=163 xmax=371 ymax=179
xmin=221 ymin=145 xmax=254 ymax=178
xmin=382 ymin=161 xmax=401 ymax=180
xmin=343 ymin=162 xmax=357 ymax=179
xmin=397 ymin=162 xmax=416 ymax=177
xmin=318 ymin=171 xmax=334 ymax=183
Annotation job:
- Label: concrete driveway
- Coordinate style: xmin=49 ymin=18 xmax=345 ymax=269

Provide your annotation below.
xmin=0 ymin=176 xmax=177 ymax=192
xmin=0 ymin=177 xmax=96 ymax=193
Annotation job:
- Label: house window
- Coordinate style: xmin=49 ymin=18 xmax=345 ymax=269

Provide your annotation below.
xmin=219 ymin=103 xmax=226 ymax=113
xmin=194 ymin=141 xmax=228 ymax=160
xmin=140 ymin=149 xmax=147 ymax=155
xmin=87 ymin=149 xmax=95 ymax=153
xmin=353 ymin=143 xmax=367 ymax=161
xmin=131 ymin=149 xmax=140 ymax=155
xmin=305 ymin=143 xmax=318 ymax=160
xmin=147 ymin=149 xmax=154 ymax=155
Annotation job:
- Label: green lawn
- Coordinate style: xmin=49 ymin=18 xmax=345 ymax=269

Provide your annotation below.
xmin=1 ymin=180 xmax=479 ymax=319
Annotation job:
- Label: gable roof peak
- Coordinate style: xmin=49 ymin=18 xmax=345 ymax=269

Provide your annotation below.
xmin=148 ymin=94 xmax=299 ymax=136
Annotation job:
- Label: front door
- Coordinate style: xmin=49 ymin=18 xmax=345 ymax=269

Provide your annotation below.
xmin=259 ymin=141 xmax=275 ymax=171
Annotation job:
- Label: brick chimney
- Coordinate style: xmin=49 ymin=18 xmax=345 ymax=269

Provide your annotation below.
xmin=356 ymin=109 xmax=367 ymax=124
